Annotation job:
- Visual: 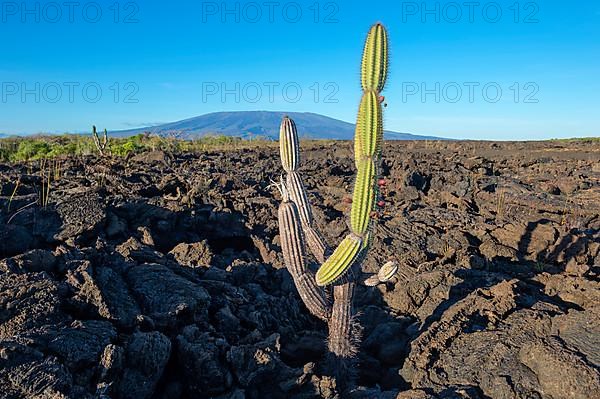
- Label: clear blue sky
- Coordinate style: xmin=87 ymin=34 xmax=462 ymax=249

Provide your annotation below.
xmin=1 ymin=0 xmax=598 ymax=139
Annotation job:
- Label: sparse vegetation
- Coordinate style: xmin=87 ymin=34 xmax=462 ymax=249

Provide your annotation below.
xmin=0 ymin=133 xmax=276 ymax=163
xmin=550 ymin=137 xmax=600 ymax=143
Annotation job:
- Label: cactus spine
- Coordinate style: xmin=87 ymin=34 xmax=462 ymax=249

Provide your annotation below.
xmin=276 ymin=22 xmax=389 ymax=391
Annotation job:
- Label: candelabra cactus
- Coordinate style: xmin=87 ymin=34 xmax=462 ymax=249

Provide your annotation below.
xmin=276 ymin=22 xmax=389 ymax=389
xmin=92 ymin=125 xmax=109 ymax=156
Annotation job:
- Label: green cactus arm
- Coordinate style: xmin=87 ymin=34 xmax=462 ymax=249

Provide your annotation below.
xmin=354 ymin=91 xmax=384 ymax=166
xmin=361 ymin=23 xmax=389 ymax=93
xmin=280 ymin=116 xmax=300 ymax=172
xmin=350 ymin=158 xmax=377 ymax=235
xmin=316 ymin=24 xmax=389 ymax=287
xmin=316 ymin=234 xmax=363 ymax=286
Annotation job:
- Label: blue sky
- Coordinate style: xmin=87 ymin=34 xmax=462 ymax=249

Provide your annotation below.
xmin=1 ymin=0 xmax=599 ymax=139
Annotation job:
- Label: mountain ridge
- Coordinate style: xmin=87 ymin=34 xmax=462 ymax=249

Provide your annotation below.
xmin=114 ymin=111 xmax=444 ymax=140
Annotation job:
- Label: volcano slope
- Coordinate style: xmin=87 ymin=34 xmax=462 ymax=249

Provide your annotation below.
xmin=0 ymin=140 xmax=598 ymax=399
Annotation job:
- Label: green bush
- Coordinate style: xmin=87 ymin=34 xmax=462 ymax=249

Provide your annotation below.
xmin=0 ymin=148 xmax=10 ymax=162
xmin=12 ymin=140 xmax=52 ymax=161
xmin=110 ymin=135 xmax=144 ymax=156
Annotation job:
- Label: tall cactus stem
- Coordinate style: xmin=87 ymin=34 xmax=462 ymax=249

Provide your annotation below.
xmin=328 ymin=282 xmax=357 ymax=356
xmin=317 ymin=22 xmax=388 ymax=285
xmin=326 ymin=282 xmax=361 ymax=390
xmin=361 ymin=23 xmax=389 ymax=93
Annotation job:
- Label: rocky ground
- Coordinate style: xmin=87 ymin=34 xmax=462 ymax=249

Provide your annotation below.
xmin=0 ymin=140 xmax=599 ymax=399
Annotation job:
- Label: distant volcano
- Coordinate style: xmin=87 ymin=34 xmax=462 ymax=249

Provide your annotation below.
xmin=114 ymin=111 xmax=444 ymax=140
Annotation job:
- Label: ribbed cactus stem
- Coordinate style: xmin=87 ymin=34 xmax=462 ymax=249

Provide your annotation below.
xmin=354 ymin=90 xmax=384 ymax=166
xmin=326 ymin=282 xmax=360 ymax=389
xmin=278 ymin=200 xmax=306 ymax=279
xmin=315 ymin=234 xmax=363 ymax=286
xmin=286 ymin=171 xmax=314 ymax=227
xmin=350 ymin=158 xmax=377 ymax=235
xmin=278 ymin=198 xmax=330 ymax=321
xmin=281 ymin=121 xmax=330 ymax=262
xmin=280 ymin=116 xmax=300 ymax=172
xmin=328 ymin=282 xmax=357 ymax=356
xmin=303 ymin=224 xmax=328 ymax=264
xmin=361 ymin=23 xmax=389 ymax=93
xmin=277 ymin=115 xmax=332 ymax=321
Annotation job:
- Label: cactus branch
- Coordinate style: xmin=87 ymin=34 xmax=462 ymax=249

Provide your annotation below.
xmin=278 ymin=193 xmax=331 ymax=321
xmin=92 ymin=125 xmax=109 ymax=156
xmin=280 ymin=116 xmax=300 ymax=172
xmin=280 ymin=116 xmax=330 ymax=262
xmin=286 ymin=171 xmax=314 ymax=227
xmin=316 ymin=23 xmax=388 ymax=286
xmin=315 ymin=234 xmax=363 ymax=286
xmin=361 ymin=23 xmax=389 ymax=93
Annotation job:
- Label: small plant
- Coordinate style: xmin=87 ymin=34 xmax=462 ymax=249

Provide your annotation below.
xmin=559 ymin=191 xmax=578 ymax=228
xmin=276 ymin=22 xmax=389 ymax=390
xmin=41 ymin=160 xmax=52 ymax=208
xmin=92 ymin=125 xmax=110 ymax=156
xmin=534 ymin=260 xmax=546 ymax=272
xmin=52 ymin=159 xmax=63 ymax=181
xmin=8 ymin=175 xmax=21 ymax=211
xmin=495 ymin=188 xmax=506 ymax=219
xmin=109 ymin=134 xmax=144 ymax=157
